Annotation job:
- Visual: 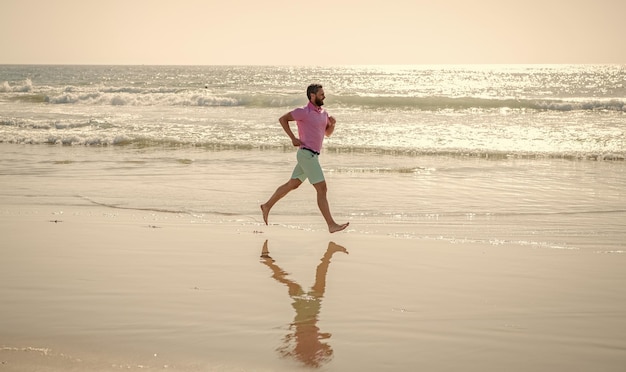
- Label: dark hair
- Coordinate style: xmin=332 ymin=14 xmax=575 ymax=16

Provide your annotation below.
xmin=306 ymin=84 xmax=323 ymax=101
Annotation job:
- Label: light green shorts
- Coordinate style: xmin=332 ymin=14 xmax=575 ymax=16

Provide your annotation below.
xmin=291 ymin=148 xmax=325 ymax=184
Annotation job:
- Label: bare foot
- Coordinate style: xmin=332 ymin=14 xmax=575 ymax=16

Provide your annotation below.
xmin=329 ymin=222 xmax=349 ymax=233
xmin=260 ymin=204 xmax=269 ymax=225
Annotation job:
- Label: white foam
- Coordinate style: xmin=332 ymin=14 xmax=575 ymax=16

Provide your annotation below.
xmin=0 ymin=78 xmax=32 ymax=93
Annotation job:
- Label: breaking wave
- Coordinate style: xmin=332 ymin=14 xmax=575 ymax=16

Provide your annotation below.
xmin=1 ymin=131 xmax=623 ymax=161
xmin=333 ymin=95 xmax=626 ymax=112
xmin=36 ymin=92 xmax=626 ymax=112
xmin=3 ymin=80 xmax=624 ymax=112
xmin=0 ymin=78 xmax=33 ymax=93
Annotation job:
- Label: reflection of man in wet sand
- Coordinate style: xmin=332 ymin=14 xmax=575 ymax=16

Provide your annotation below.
xmin=260 ymin=240 xmax=348 ymax=368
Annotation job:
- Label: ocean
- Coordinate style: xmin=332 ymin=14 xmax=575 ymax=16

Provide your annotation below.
xmin=1 ymin=64 xmax=625 ymax=251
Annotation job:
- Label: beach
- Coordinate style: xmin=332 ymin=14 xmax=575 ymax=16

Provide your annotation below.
xmin=2 ymin=201 xmax=626 ymax=371
xmin=1 ymin=64 xmax=625 ymax=370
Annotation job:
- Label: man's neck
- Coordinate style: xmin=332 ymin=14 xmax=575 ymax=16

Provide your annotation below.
xmin=309 ymin=101 xmax=322 ymax=110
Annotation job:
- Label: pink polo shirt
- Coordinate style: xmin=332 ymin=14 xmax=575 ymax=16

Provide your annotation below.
xmin=291 ymin=102 xmax=329 ymax=153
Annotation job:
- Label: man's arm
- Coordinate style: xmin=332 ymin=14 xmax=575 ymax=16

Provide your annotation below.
xmin=279 ymin=112 xmax=301 ymax=147
xmin=325 ymin=116 xmax=336 ymax=137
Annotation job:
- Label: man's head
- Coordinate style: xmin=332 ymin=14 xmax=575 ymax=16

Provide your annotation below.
xmin=306 ymin=84 xmax=325 ymax=107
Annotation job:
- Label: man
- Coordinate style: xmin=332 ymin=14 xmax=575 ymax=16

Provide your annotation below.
xmin=261 ymin=84 xmax=349 ymax=233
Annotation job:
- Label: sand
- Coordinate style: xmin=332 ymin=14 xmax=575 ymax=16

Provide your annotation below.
xmin=1 ymin=204 xmax=625 ymax=372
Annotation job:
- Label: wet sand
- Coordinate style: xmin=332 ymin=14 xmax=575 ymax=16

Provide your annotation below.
xmin=1 ymin=205 xmax=625 ymax=371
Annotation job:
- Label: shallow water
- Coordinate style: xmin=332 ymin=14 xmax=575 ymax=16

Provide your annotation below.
xmin=1 ymin=143 xmax=624 ymax=253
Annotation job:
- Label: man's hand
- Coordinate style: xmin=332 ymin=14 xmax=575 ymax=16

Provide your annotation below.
xmin=325 ymin=116 xmax=337 ymax=137
xmin=279 ymin=112 xmax=301 ymax=147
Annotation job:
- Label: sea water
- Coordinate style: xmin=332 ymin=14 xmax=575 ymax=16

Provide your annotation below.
xmin=1 ymin=64 xmax=625 ymax=252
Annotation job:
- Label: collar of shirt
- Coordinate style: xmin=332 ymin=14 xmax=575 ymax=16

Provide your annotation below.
xmin=307 ymin=101 xmax=323 ymax=113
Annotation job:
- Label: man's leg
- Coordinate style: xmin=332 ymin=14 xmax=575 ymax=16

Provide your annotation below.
xmin=312 ymin=181 xmax=349 ymax=233
xmin=261 ymin=178 xmax=303 ymax=225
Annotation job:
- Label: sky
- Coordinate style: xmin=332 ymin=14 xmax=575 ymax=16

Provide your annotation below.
xmin=1 ymin=0 xmax=625 ymax=65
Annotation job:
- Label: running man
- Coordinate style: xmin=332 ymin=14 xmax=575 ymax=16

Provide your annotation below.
xmin=261 ymin=84 xmax=349 ymax=233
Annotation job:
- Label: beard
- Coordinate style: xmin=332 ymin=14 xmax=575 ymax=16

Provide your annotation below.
xmin=314 ymin=97 xmax=324 ymax=106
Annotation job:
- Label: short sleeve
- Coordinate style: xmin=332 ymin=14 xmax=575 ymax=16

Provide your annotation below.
xmin=291 ymin=107 xmax=306 ymax=121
